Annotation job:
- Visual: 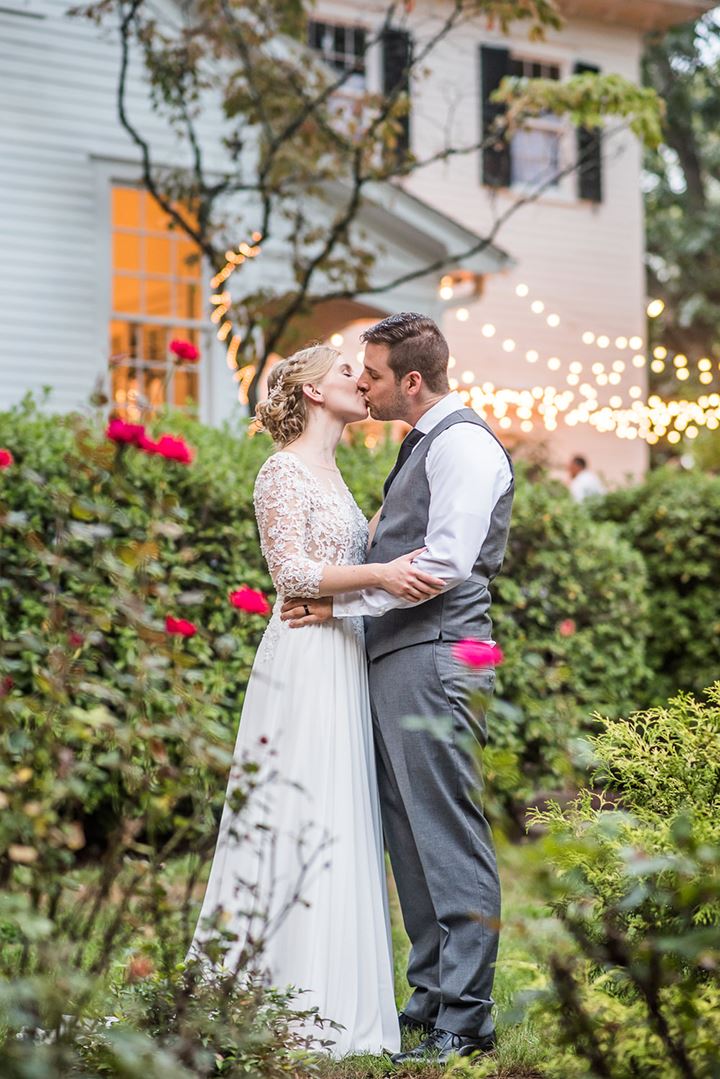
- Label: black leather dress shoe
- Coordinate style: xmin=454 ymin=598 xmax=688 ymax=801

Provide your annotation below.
xmin=398 ymin=1011 xmax=434 ymax=1035
xmin=391 ymin=1026 xmax=496 ymax=1064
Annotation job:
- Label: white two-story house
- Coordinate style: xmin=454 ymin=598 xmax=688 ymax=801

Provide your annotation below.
xmin=0 ymin=0 xmax=711 ymax=482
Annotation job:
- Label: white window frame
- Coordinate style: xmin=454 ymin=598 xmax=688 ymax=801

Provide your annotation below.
xmin=506 ymin=53 xmax=574 ymax=202
xmin=99 ymin=174 xmax=216 ymax=423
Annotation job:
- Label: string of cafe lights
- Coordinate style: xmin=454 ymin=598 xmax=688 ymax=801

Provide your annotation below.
xmin=438 ymin=276 xmax=720 ymax=443
xmin=209 ymin=232 xmax=263 ymax=404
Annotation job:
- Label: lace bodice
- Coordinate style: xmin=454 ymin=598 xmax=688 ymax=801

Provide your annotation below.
xmin=253 ymin=452 xmax=369 ymax=660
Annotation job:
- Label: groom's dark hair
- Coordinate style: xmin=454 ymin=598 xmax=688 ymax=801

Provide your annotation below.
xmin=361 ymin=312 xmax=450 ymax=393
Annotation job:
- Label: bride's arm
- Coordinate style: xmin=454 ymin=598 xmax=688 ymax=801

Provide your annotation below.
xmin=254 ymin=458 xmax=443 ymax=602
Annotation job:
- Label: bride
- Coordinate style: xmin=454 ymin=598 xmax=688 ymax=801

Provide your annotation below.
xmin=189 ymin=344 xmax=444 ymax=1057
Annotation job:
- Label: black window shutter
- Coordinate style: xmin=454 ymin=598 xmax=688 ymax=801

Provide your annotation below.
xmin=382 ymin=28 xmax=412 ymax=157
xmin=574 ymin=61 xmax=602 ymax=203
xmin=480 ymin=46 xmax=511 ymax=188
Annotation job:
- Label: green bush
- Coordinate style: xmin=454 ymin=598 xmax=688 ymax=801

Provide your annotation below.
xmin=490 ymin=470 xmax=651 ymax=806
xmin=524 ymin=685 xmax=720 ymax=1078
xmin=0 ymin=400 xmax=652 ymax=822
xmin=598 ymin=466 xmax=720 ymax=702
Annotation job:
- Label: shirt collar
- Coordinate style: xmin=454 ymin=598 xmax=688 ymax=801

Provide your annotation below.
xmin=414 ymin=391 xmax=466 ymax=434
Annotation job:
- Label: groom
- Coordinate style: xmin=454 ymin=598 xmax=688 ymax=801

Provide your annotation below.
xmin=281 ymin=312 xmax=514 ymax=1062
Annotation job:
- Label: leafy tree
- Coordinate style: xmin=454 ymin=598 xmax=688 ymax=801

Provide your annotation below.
xmin=643 ymin=13 xmax=720 ymax=399
xmin=73 ymin=0 xmax=662 ymax=405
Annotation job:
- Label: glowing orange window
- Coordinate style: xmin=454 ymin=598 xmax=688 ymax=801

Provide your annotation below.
xmin=110 ymin=186 xmax=205 ymax=420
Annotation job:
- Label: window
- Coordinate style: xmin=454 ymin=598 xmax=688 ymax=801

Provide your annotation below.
xmin=308 ymin=20 xmax=367 ymax=91
xmin=507 ymin=58 xmax=562 ymax=188
xmin=110 ymin=186 xmax=205 ymax=420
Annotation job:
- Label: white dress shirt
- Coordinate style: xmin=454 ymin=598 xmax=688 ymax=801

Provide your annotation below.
xmin=333 ymin=391 xmax=513 ymax=619
xmin=569 ymin=469 xmax=605 ymax=502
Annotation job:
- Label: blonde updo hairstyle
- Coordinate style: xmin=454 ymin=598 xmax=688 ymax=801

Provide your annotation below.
xmin=255 ymin=345 xmax=340 ymax=447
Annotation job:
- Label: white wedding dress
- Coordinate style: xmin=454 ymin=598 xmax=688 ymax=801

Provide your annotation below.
xmin=190 ymin=451 xmax=400 ymax=1057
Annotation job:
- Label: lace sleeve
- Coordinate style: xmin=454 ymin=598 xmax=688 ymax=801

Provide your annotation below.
xmin=253 ymin=455 xmax=324 ymax=598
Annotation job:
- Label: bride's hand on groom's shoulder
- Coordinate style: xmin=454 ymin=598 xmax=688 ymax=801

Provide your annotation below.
xmin=380 ymin=549 xmax=446 ymax=603
xmin=280 ymin=596 xmax=333 ymax=627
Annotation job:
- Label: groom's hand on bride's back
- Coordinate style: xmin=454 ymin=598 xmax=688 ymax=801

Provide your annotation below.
xmin=280 ymin=596 xmax=333 ymax=627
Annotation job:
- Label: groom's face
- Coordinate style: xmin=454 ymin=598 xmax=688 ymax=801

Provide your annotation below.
xmin=358 ymin=343 xmax=410 ymax=422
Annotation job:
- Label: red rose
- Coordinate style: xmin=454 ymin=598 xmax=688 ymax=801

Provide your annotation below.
xmin=0 ymin=449 xmax=14 ymax=469
xmin=106 ymin=420 xmax=146 ymax=446
xmin=169 ymin=339 xmax=200 ymax=363
xmin=68 ymin=632 xmax=84 ymax=649
xmin=230 ymin=587 xmax=271 ymax=616
xmin=559 ymin=619 xmax=576 ymax=638
xmin=137 ymin=432 xmax=160 ymax=454
xmin=153 ymin=435 xmax=194 ymax=464
xmin=126 ymin=954 xmax=155 ymax=982
xmin=452 ymin=639 xmax=504 ymax=668
xmin=165 ymin=615 xmax=197 ymax=637
xmin=0 ymin=676 xmax=13 ymax=697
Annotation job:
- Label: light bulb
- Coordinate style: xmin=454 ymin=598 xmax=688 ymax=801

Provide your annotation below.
xmin=515 ymin=283 xmax=529 ymax=297
xmin=653 ymin=345 xmax=667 ymax=359
xmin=633 ymin=354 xmax=646 ymax=368
xmin=439 ymin=285 xmax=454 ymax=300
xmin=502 ymin=339 xmax=516 ymax=352
xmin=531 ymin=300 xmax=545 ymax=314
xmin=582 ymin=331 xmax=595 ymax=344
xmin=646 ymin=299 xmax=665 ymax=318
xmin=615 ymin=336 xmax=628 ymax=349
xmin=526 ymin=349 xmax=539 ymax=363
xmin=330 ymin=333 xmax=344 ymax=347
xmin=547 ymin=313 xmax=560 ymax=327
xmin=629 ymin=336 xmax=643 ymax=350
xmin=597 ymin=335 xmax=610 ymax=349
xmin=481 ymin=323 xmax=496 ymax=337
xmin=456 ymin=308 xmax=469 ymax=322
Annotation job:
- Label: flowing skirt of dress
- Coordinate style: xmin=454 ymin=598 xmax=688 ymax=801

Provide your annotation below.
xmin=190 ymin=613 xmax=400 ymax=1058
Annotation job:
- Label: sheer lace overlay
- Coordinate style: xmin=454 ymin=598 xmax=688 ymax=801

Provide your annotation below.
xmin=253 ymin=452 xmax=369 ymax=661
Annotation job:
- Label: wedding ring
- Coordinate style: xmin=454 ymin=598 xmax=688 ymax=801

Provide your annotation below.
xmin=303 ymin=604 xmax=310 ymax=617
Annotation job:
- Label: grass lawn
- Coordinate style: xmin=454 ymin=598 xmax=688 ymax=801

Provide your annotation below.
xmin=312 ymin=841 xmax=555 ymax=1079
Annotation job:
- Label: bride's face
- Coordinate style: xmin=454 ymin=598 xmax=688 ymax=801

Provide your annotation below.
xmin=314 ymin=356 xmax=368 ymax=423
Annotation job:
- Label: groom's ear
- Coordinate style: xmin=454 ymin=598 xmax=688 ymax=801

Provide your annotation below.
xmin=404 ymin=370 xmax=423 ymax=396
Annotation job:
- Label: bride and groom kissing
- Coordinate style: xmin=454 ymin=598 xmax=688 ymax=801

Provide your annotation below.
xmin=190 ymin=312 xmax=514 ymax=1062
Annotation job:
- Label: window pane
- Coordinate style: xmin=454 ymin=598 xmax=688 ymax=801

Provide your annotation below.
xmin=511 ymin=128 xmax=560 ymax=185
xmin=144 ymin=193 xmax=173 ymax=234
xmin=146 ymin=370 xmax=167 ymax=410
xmin=112 ymin=186 xmax=141 ymax=229
xmin=178 ymin=281 xmax=202 ymax=320
xmin=176 ymin=240 xmax=201 ymax=277
xmin=114 ymin=232 xmax=141 ymax=272
xmin=113 ymin=275 xmax=142 ymax=314
xmin=144 ymin=279 xmax=173 ymax=317
xmin=141 ymin=325 xmax=168 ymax=363
xmin=146 ymin=235 xmax=172 ymax=275
xmin=109 ymin=319 xmax=131 ymax=360
xmin=174 ymin=367 xmax=199 ymax=410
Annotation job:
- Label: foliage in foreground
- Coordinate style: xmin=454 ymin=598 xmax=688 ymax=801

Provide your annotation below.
xmin=520 ymin=685 xmax=720 ymax=1079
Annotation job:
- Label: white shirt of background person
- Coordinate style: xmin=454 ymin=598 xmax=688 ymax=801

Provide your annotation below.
xmin=332 ymin=390 xmax=513 ymax=625
xmin=569 ymin=464 xmax=606 ymax=502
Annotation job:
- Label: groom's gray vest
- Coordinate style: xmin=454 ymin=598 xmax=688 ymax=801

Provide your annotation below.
xmin=364 ymin=409 xmax=514 ymax=662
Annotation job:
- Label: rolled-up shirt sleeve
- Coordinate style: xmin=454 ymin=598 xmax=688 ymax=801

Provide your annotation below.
xmin=332 ymin=424 xmax=512 ymax=618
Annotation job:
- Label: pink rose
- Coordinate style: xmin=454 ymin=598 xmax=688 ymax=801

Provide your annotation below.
xmin=0 ymin=449 xmax=14 ymax=469
xmin=559 ymin=619 xmax=576 ymax=638
xmin=153 ymin=435 xmax=194 ymax=464
xmin=452 ymin=639 xmax=504 ymax=667
xmin=169 ymin=339 xmax=200 ymax=363
xmin=106 ymin=419 xmax=147 ymax=446
xmin=230 ymin=587 xmax=271 ymax=616
xmin=165 ymin=615 xmax=197 ymax=637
